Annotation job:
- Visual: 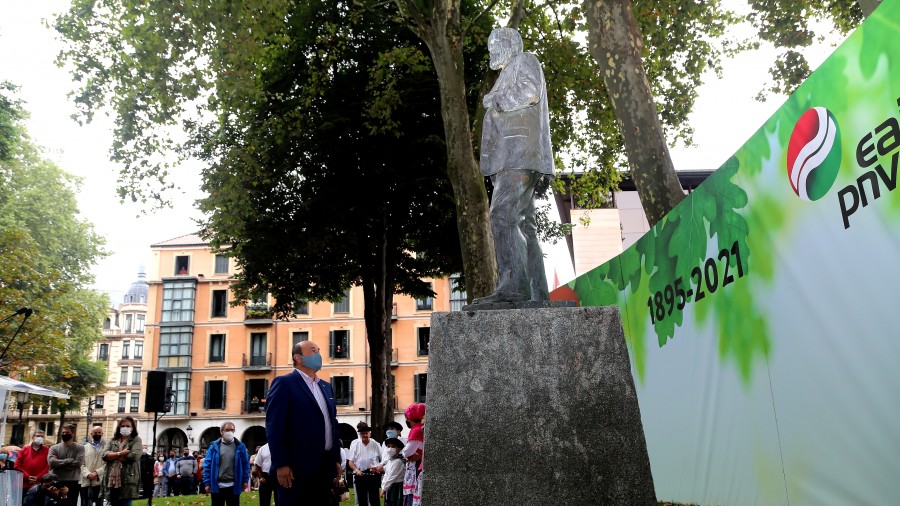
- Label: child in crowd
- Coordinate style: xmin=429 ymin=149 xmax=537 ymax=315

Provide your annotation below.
xmin=379 ymin=438 xmax=405 ymax=506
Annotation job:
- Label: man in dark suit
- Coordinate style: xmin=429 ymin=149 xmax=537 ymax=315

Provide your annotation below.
xmin=266 ymin=340 xmax=342 ymax=505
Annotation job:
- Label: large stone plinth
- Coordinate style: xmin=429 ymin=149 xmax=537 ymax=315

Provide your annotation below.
xmin=423 ymin=306 xmax=656 ymax=505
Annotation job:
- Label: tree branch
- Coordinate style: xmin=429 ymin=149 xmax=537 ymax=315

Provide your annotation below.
xmin=508 ymin=0 xmax=526 ymax=28
xmin=462 ymin=0 xmax=503 ymax=38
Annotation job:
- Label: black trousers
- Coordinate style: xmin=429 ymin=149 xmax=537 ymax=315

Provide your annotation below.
xmin=275 ymin=453 xmax=335 ymax=506
xmin=353 ymin=474 xmax=380 ymax=506
xmin=59 ymin=480 xmax=80 ymax=506
xmin=258 ymin=473 xmax=275 ymax=506
xmin=210 ymin=486 xmax=240 ymax=506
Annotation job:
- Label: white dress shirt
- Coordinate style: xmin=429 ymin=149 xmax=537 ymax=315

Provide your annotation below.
xmin=254 ymin=443 xmax=271 ymax=473
xmin=347 ymin=439 xmax=382 ymax=471
xmin=296 ymin=368 xmax=333 ymax=451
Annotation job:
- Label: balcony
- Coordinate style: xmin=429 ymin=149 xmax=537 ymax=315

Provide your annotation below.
xmin=244 ymin=303 xmax=273 ymax=325
xmin=242 ymin=399 xmax=267 ymax=414
xmin=242 ymin=352 xmax=273 ymax=372
xmin=391 ymin=302 xmax=398 ymax=320
xmin=391 ymin=348 xmax=399 ymax=367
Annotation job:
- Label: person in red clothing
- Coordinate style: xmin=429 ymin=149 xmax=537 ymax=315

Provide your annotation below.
xmin=15 ymin=430 xmax=50 ymax=503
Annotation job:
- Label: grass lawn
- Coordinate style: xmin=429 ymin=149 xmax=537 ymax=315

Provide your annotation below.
xmin=133 ymin=492 xmax=694 ymax=506
xmin=133 ymin=491 xmax=363 ymax=506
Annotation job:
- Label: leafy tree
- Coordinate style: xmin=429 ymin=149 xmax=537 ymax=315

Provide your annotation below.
xmin=53 ymin=0 xmax=745 ymax=296
xmin=0 ymin=88 xmax=108 ymax=390
xmin=747 ymin=0 xmax=865 ymax=97
xmin=198 ymin=0 xmax=462 ymax=427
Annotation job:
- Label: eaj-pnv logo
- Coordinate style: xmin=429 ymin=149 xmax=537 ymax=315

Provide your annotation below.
xmin=787 ymin=107 xmax=842 ymax=201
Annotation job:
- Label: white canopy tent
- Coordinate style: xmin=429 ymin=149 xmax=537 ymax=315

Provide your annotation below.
xmin=0 ymin=376 xmax=69 ymax=445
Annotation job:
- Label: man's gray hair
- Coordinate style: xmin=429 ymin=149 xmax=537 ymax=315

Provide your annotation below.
xmin=220 ymin=421 xmax=236 ymax=431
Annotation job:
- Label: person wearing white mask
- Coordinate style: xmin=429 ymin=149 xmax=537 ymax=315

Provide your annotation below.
xmin=101 ymin=417 xmax=143 ymax=506
xmin=80 ymin=426 xmax=106 ymax=506
xmin=202 ymin=421 xmax=250 ymax=506
xmin=15 ymin=430 xmax=50 ymax=502
xmin=379 ymin=438 xmax=405 ymax=506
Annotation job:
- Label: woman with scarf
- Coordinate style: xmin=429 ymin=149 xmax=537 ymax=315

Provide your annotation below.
xmin=101 ymin=417 xmax=143 ymax=506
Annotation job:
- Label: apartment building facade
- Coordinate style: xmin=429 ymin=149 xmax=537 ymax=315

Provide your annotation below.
xmin=138 ymin=233 xmax=462 ymax=454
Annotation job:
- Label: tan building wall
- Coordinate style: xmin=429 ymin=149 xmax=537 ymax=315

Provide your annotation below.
xmin=137 ymin=234 xmax=446 ymax=453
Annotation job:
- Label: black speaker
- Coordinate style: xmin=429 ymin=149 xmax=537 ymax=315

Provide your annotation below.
xmin=144 ymin=370 xmax=173 ymax=413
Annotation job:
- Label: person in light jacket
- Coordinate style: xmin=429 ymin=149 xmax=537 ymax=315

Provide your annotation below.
xmin=80 ymin=426 xmax=105 ymax=506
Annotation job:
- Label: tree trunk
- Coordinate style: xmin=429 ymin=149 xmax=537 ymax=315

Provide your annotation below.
xmin=361 ymin=221 xmax=396 ymax=429
xmin=857 ymin=0 xmax=881 ymax=17
xmin=583 ymin=0 xmax=685 ymax=226
xmin=408 ymin=4 xmax=497 ymax=300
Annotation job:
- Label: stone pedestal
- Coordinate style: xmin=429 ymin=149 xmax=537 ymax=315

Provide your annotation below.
xmin=423 ymin=306 xmax=656 ymax=505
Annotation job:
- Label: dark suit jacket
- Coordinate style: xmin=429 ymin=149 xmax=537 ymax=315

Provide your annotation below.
xmin=265 ymin=370 xmax=341 ymax=479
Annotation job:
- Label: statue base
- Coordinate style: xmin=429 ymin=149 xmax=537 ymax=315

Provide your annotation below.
xmin=423 ymin=306 xmax=657 ymax=505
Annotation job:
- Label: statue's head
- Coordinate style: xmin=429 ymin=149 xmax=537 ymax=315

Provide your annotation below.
xmin=488 ymin=28 xmax=523 ymax=70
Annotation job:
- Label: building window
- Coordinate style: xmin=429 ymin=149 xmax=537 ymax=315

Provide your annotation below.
xmin=416 ymin=283 xmax=433 ymax=311
xmin=294 ymin=298 xmax=309 ymax=315
xmin=244 ymin=379 xmax=269 ymax=413
xmin=132 ymin=367 xmax=142 ymax=386
xmin=170 ymin=372 xmax=191 ymax=415
xmin=10 ymin=424 xmax=24 ymax=445
xmin=135 ymin=315 xmax=145 ymax=333
xmin=204 ymin=380 xmax=227 ymax=410
xmin=121 ymin=341 xmax=130 ymax=359
xmin=175 ymin=255 xmax=190 ymax=275
xmin=98 ymin=343 xmax=109 ymax=361
xmin=214 ymin=254 xmax=229 ymax=274
xmin=95 ymin=396 xmax=104 ymax=408
xmin=38 ymin=422 xmax=55 ymax=436
xmin=331 ymin=376 xmax=353 ymax=406
xmin=130 ymin=394 xmax=139 ymax=413
xmin=209 ymin=334 xmax=226 ymax=363
xmin=119 ymin=367 xmax=128 ymax=386
xmin=124 ymin=314 xmax=133 ymax=333
xmin=103 ymin=317 xmax=111 ymax=330
xmin=332 ymin=290 xmax=350 ymax=314
xmin=158 ymin=326 xmax=193 ymax=368
xmin=134 ymin=341 xmax=143 ymax=359
xmin=450 ymin=275 xmax=467 ymax=312
xmin=329 ymin=330 xmax=349 ymax=359
xmin=117 ymin=393 xmax=126 ymax=413
xmin=414 ymin=374 xmax=427 ymax=404
xmin=250 ymin=333 xmax=267 ymax=366
xmin=161 ymin=280 xmax=196 ymax=323
xmin=211 ymin=290 xmax=228 ymax=318
xmin=292 ymin=331 xmax=308 ymax=348
xmin=417 ymin=327 xmax=430 ymax=356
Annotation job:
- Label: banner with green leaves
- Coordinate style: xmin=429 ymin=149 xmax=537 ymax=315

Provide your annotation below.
xmin=552 ymin=1 xmax=900 ymax=503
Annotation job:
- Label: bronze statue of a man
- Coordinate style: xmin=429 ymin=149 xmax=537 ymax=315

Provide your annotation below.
xmin=473 ymin=27 xmax=553 ymax=305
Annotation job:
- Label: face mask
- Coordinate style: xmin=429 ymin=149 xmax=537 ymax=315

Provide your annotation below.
xmin=120 ymin=427 xmax=132 ymax=437
xmin=169 ymin=455 xmax=175 ymax=460
xmin=159 ymin=457 xmax=164 ymax=462
xmin=223 ymin=431 xmax=235 ymax=442
xmin=386 ymin=448 xmax=398 ymax=458
xmin=298 ymin=352 xmax=322 ymax=371
xmin=61 ymin=433 xmax=73 ymax=442
xmin=405 ymin=421 xmax=412 ymax=429
xmin=386 ymin=429 xmax=398 ymax=439
xmin=92 ymin=434 xmax=102 ymax=442
xmin=33 ymin=437 xmax=44 ymax=445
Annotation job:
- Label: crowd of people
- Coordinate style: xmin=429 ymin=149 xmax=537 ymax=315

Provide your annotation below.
xmin=10 ymin=340 xmax=427 ymax=506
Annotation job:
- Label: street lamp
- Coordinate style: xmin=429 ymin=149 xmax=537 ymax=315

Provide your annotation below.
xmin=186 ymin=424 xmax=193 ymax=443
xmin=15 ymin=391 xmax=30 ymax=445
xmin=85 ymin=399 xmax=96 ymax=441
